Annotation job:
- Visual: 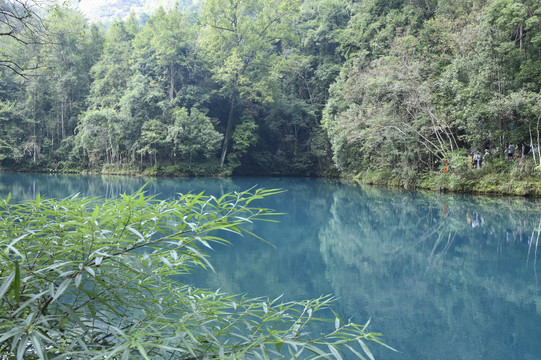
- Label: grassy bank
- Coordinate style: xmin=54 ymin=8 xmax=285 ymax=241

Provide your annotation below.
xmin=0 ymin=160 xmax=230 ymax=178
xmin=354 ymin=157 xmax=541 ymax=197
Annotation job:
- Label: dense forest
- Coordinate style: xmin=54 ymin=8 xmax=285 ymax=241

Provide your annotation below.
xmin=1 ymin=0 xmax=541 ymax=184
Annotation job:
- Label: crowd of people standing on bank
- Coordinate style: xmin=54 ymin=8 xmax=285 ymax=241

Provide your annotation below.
xmin=505 ymin=143 xmax=531 ymax=160
xmin=468 ymin=143 xmax=533 ymax=169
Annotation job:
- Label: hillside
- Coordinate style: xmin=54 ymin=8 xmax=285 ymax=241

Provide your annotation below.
xmin=2 ymin=0 xmax=541 ymax=195
xmin=74 ymin=0 xmax=198 ymax=22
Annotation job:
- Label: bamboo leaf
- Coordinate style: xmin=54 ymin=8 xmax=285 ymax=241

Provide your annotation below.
xmin=358 ymin=340 xmax=375 ymax=360
xmin=16 ymin=334 xmax=27 ymax=360
xmin=344 ymin=344 xmax=368 ymax=360
xmin=328 ymin=344 xmax=343 ymax=360
xmin=135 ymin=342 xmax=151 ymax=360
xmin=126 ymin=226 xmax=146 ymax=242
xmin=160 ymin=256 xmax=172 ymax=269
xmin=52 ymin=278 xmax=72 ymax=302
xmin=31 ymin=333 xmax=46 ymax=360
xmin=91 ymin=206 xmax=100 ymax=223
xmin=13 ymin=260 xmax=20 ymax=303
xmin=85 ymin=266 xmax=95 ymax=277
xmin=11 ymin=290 xmax=48 ymax=317
xmin=75 ymin=273 xmax=82 ymax=288
xmin=0 ymin=328 xmax=20 ymax=343
xmin=0 ymin=187 xmax=388 ymax=360
xmin=0 ymin=271 xmax=15 ymax=299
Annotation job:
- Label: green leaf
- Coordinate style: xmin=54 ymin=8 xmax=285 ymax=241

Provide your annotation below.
xmin=13 ymin=260 xmax=20 ymax=303
xmin=31 ymin=333 xmax=46 ymax=360
xmin=358 ymin=340 xmax=375 ymax=360
xmin=344 ymin=344 xmax=368 ymax=360
xmin=52 ymin=278 xmax=72 ymax=302
xmin=0 ymin=327 xmax=21 ymax=343
xmin=75 ymin=273 xmax=82 ymax=288
xmin=0 ymin=271 xmax=15 ymax=299
xmin=91 ymin=206 xmax=100 ymax=222
xmin=135 ymin=342 xmax=151 ymax=360
xmin=328 ymin=344 xmax=343 ymax=360
xmin=17 ymin=334 xmax=30 ymax=360
xmin=126 ymin=226 xmax=146 ymax=242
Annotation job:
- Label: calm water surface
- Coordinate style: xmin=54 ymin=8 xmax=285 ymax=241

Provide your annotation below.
xmin=1 ymin=173 xmax=541 ymax=360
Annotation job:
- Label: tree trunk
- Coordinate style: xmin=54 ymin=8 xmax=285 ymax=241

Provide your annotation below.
xmin=220 ymin=94 xmax=236 ymax=168
xmin=33 ymin=88 xmax=37 ymax=138
xmin=169 ymin=63 xmax=175 ymax=101
xmin=537 ymin=116 xmax=541 ymax=166
xmin=61 ymin=100 xmax=65 ymax=139
xmin=530 ymin=122 xmax=537 ymax=166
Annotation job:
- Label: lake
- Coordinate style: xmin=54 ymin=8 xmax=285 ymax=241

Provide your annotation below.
xmin=1 ymin=172 xmax=540 ymax=360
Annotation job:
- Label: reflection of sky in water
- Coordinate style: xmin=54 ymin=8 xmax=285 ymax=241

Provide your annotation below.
xmin=1 ymin=173 xmax=541 ymax=360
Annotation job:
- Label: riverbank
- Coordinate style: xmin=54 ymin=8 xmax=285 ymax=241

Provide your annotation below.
xmin=354 ymin=158 xmax=541 ymax=197
xmin=5 ymin=156 xmax=541 ymax=197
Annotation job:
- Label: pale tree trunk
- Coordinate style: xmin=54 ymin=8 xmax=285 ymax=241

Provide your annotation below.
xmin=529 ymin=122 xmax=536 ymax=165
xmin=169 ymin=63 xmax=175 ymax=101
xmin=220 ymin=94 xmax=236 ymax=168
xmin=33 ymin=88 xmax=37 ymax=138
xmin=537 ymin=116 xmax=541 ymax=166
xmin=61 ymin=100 xmax=65 ymax=139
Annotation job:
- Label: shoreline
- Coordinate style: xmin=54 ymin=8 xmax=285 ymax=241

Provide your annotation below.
xmin=4 ymin=161 xmax=541 ymax=198
xmin=352 ymin=168 xmax=541 ymax=198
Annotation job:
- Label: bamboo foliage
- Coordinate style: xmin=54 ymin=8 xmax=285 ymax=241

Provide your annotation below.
xmin=0 ymin=188 xmax=388 ymax=359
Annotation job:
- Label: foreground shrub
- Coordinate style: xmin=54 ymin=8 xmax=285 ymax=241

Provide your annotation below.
xmin=0 ymin=189 xmax=388 ymax=359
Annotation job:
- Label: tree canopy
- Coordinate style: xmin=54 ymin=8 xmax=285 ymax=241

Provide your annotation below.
xmin=1 ymin=0 xmax=541 ymax=185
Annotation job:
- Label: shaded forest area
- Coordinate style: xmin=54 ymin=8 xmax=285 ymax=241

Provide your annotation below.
xmin=1 ymin=0 xmax=541 ymax=183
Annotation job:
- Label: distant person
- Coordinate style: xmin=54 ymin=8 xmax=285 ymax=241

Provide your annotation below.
xmin=483 ymin=149 xmax=490 ymax=166
xmin=473 ymin=152 xmax=481 ymax=169
xmin=507 ymin=144 xmax=515 ymax=160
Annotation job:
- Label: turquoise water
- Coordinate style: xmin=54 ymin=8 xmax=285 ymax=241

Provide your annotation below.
xmin=1 ymin=173 xmax=541 ymax=359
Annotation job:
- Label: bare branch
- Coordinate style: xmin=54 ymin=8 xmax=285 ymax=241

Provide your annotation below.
xmin=0 ymin=0 xmax=66 ymax=76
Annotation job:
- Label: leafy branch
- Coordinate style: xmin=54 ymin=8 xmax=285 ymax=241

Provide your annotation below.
xmin=0 ymin=188 xmax=389 ymax=359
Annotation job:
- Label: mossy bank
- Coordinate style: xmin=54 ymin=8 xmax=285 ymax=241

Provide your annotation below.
xmin=354 ymin=157 xmax=541 ymax=197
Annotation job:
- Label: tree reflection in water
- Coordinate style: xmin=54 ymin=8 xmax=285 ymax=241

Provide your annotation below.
xmin=319 ymin=186 xmax=541 ymax=360
xmin=1 ymin=174 xmax=540 ymax=360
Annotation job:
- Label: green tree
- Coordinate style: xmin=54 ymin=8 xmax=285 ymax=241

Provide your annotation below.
xmin=228 ymin=115 xmax=259 ymax=170
xmin=201 ymin=0 xmax=301 ymax=167
xmin=133 ymin=6 xmax=199 ymax=101
xmin=0 ymin=72 xmax=23 ymax=165
xmin=88 ymin=15 xmax=139 ymax=110
xmin=138 ymin=119 xmax=169 ymax=166
xmin=167 ymin=107 xmax=223 ymax=169
xmin=0 ymin=138 xmax=13 ymax=164
xmin=118 ymin=73 xmax=167 ymax=165
xmin=76 ymin=109 xmax=126 ymax=168
xmin=41 ymin=9 xmax=93 ymax=141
